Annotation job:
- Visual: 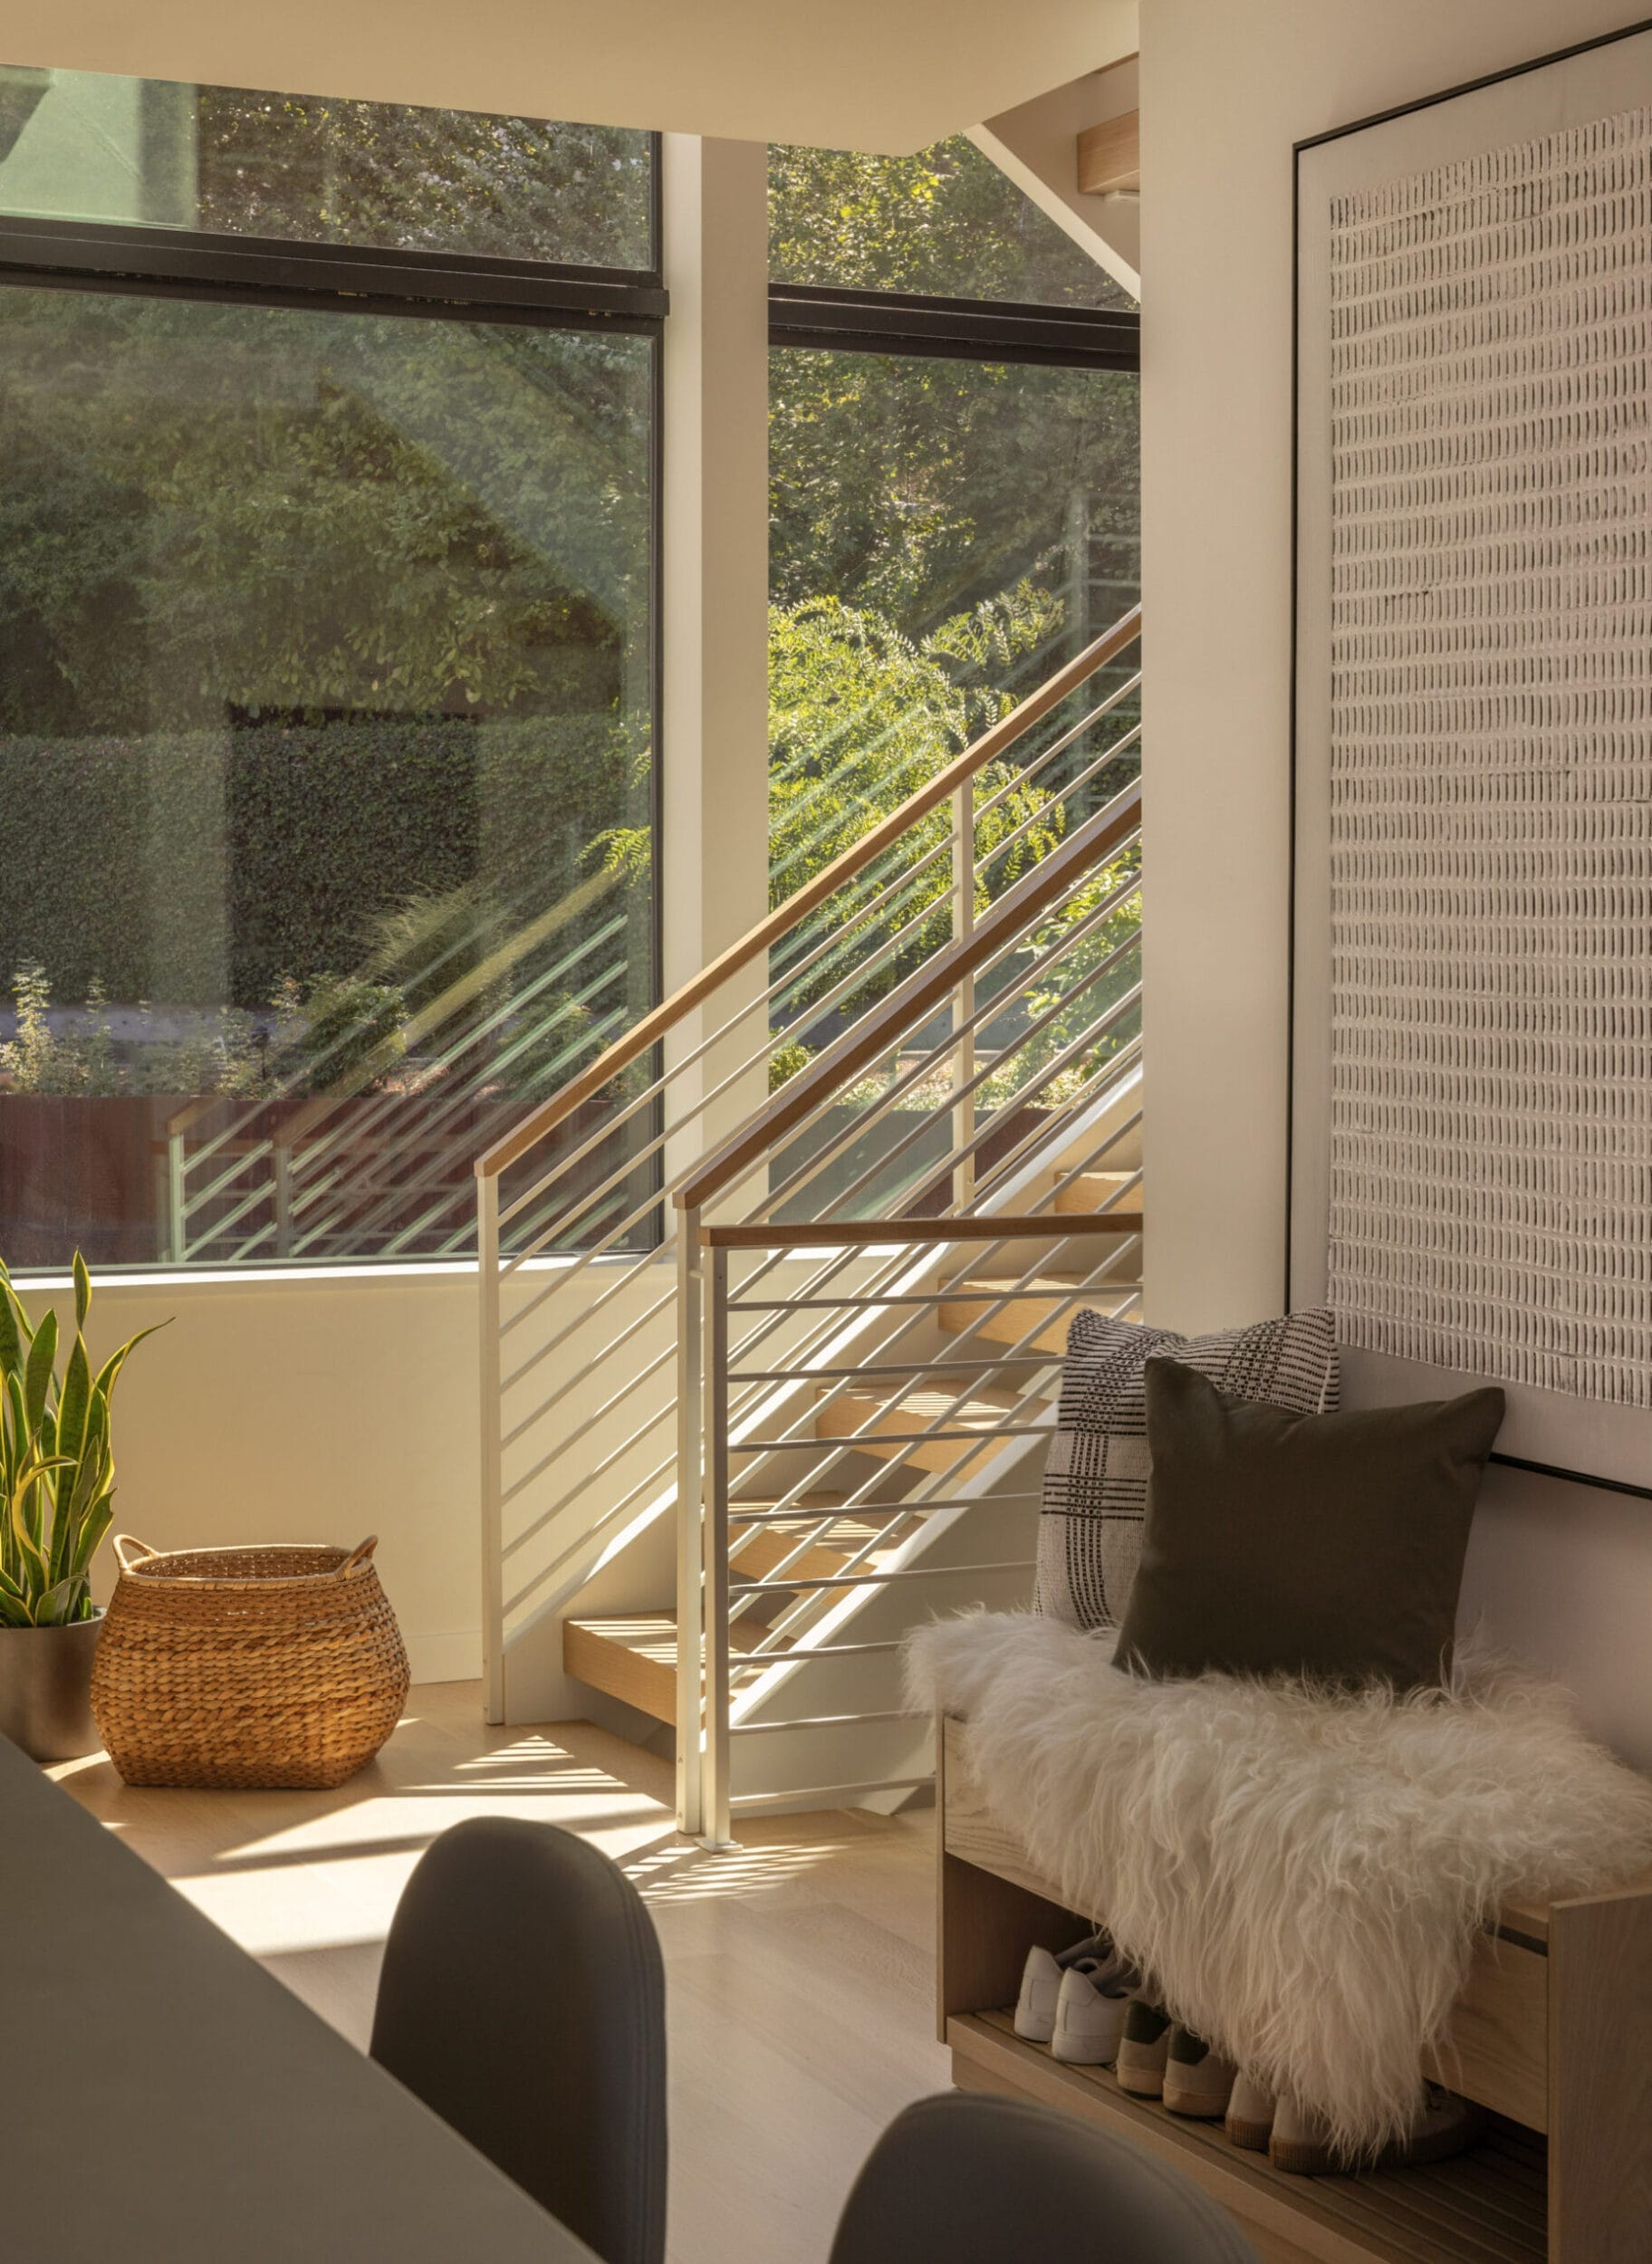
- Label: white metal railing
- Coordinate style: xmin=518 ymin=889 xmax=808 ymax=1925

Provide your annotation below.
xmin=474 ymin=605 xmax=1143 ymax=1828
xmin=670 ymin=793 xmax=1143 ymax=1838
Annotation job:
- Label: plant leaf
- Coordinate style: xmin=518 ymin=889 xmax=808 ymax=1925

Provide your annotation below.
xmin=34 ymin=1575 xmax=87 ymax=1627
xmin=91 ymin=1321 xmax=168 ymax=1405
xmin=56 ymin=1335 xmax=91 ymax=1466
xmin=68 ymin=1496 xmax=114 ymax=1581
xmin=0 ymin=1281 xmax=28 ymax=1376
xmin=72 ymin=1252 xmax=91 ymax=1333
xmin=23 ymin=1308 xmax=57 ymax=1429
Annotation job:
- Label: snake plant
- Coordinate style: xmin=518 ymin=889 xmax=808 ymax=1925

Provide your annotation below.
xmin=0 ymin=1253 xmax=163 ymax=1627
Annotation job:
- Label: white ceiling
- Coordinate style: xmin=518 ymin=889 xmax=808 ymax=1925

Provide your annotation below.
xmin=5 ymin=0 xmax=1138 ymax=156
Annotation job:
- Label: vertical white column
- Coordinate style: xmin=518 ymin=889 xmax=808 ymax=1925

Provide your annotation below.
xmin=660 ymin=139 xmax=769 ymax=1824
xmin=659 ymin=134 xmax=771 ymax=1175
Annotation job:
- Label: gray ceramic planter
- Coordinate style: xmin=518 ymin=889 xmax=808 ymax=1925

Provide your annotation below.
xmin=0 ymin=1614 xmax=104 ymax=1762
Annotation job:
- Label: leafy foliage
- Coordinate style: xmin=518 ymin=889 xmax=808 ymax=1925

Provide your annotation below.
xmin=193 ymin=88 xmax=652 ymax=267
xmin=0 ymin=1253 xmax=164 ymax=1626
xmin=769 ymin=136 xmax=1134 ymax=309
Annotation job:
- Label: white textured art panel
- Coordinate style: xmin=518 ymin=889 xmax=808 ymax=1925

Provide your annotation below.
xmin=1325 ymin=108 xmax=1652 ymax=1408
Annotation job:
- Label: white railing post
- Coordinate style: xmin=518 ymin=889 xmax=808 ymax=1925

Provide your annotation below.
xmin=167 ymin=1130 xmax=187 ymax=1265
xmin=274 ymin=1132 xmax=294 ymax=1260
xmin=477 ymin=1170 xmax=506 ymax=1724
xmin=952 ymin=778 xmax=977 ymax=1207
xmin=676 ymin=1204 xmax=706 ymax=1837
xmin=701 ymin=1241 xmax=734 ymax=1847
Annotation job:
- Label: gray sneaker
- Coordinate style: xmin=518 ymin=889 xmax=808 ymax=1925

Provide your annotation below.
xmin=1163 ymin=2028 xmax=1237 ymax=2119
xmin=1115 ymin=1999 xmax=1172 ymax=2097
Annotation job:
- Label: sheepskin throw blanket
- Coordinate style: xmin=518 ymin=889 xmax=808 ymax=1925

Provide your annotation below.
xmin=907 ymin=1610 xmax=1652 ymax=2156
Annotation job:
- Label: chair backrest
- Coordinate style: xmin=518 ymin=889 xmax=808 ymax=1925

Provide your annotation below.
xmin=370 ymin=1817 xmax=666 ymax=2264
xmin=828 ymin=2093 xmax=1260 ymax=2264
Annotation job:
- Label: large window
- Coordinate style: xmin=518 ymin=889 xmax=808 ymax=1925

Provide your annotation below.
xmin=766 ymin=137 xmax=1141 ymax=1097
xmin=0 ymin=70 xmax=658 ymax=1271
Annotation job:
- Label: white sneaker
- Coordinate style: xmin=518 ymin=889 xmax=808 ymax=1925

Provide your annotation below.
xmin=1012 ymin=1932 xmax=1113 ymax=2043
xmin=1050 ymin=1958 xmax=1138 ymax=2066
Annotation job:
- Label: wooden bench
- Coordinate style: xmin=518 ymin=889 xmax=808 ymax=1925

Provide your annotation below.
xmin=936 ymin=1716 xmax=1652 ymax=2263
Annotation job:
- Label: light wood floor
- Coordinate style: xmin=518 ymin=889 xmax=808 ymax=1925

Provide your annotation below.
xmin=55 ymin=1682 xmax=950 ymax=2264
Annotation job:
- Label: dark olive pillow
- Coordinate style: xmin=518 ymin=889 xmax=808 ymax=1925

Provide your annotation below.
xmin=1115 ymin=1359 xmax=1505 ymax=1690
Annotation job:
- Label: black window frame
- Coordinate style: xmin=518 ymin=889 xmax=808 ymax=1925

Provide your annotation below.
xmin=768 ymin=281 xmax=1138 ymax=372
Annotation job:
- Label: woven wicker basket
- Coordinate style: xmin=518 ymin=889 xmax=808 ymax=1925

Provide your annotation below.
xmin=91 ymin=1534 xmax=410 ymax=1790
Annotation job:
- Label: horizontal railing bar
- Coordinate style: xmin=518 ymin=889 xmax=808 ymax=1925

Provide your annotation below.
xmin=179 ymin=1138 xmax=275 ymax=1221
xmin=716 ymin=1059 xmax=1146 ymax=1511
xmin=726 ymin=1778 xmax=930 ymax=1811
xmin=705 ymin=1211 xmax=1141 ymax=1251
xmin=289 ymin=913 xmax=629 ymax=1192
xmin=725 ymin=1351 xmax=1061 ymax=1384
xmin=181 ymin=1171 xmax=277 ymax=1246
xmin=724 ymin=1283 xmax=1108 ymax=1313
xmin=728 ymin=1559 xmax=1034 ymax=1595
xmin=502 ymin=1330 xmax=674 ymax=1456
xmin=730 ymin=1423 xmax=1051 ymax=1454
xmin=692 ymin=833 xmax=1131 ymax=1241
xmin=751 ymin=1639 xmax=902 ymax=1660
xmin=972 ymin=674 xmax=1141 ymax=831
xmin=499 ymin=1449 xmax=676 ymax=1607
xmin=725 ymin=1109 xmax=1147 ymax=1566
xmin=496 ymin=849 xmax=948 ymax=1231
xmin=478 ymin=606 xmax=1139 ymax=1180
xmin=680 ymin=785 xmax=1142 ymax=1214
xmin=976 ymin=722 xmax=1143 ymax=883
xmin=729 ymin=1226 xmax=1141 ymax=1604
xmin=729 ymin=1492 xmax=1042 ymax=1521
xmin=728 ymin=1496 xmax=1040 ymax=1525
xmin=728 ymin=1710 xmax=920 ymax=1736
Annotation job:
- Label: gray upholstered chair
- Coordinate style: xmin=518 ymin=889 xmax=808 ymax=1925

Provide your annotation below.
xmin=370 ymin=1817 xmax=666 ymax=2264
xmin=828 ymin=2093 xmax=1260 ymax=2264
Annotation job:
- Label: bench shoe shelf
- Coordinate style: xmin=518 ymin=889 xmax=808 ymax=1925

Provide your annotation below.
xmin=935 ymin=1716 xmax=1652 ymax=2264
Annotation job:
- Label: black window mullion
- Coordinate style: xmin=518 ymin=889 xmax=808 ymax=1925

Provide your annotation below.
xmin=768 ymin=282 xmax=1138 ymax=372
xmin=0 ymin=214 xmax=667 ymax=321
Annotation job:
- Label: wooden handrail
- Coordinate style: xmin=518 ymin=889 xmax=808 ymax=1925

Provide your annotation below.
xmin=675 ymin=779 xmax=1142 ymax=1214
xmin=475 ymin=604 xmax=1142 ymax=1181
xmin=702 ymin=1212 xmax=1143 ymax=1250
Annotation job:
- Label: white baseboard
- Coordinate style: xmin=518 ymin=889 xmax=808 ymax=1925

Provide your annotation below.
xmin=405 ymin=1628 xmax=482 ymax=1685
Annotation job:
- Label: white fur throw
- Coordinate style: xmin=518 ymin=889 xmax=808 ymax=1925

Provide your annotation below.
xmin=907 ymin=1610 xmax=1652 ymax=2156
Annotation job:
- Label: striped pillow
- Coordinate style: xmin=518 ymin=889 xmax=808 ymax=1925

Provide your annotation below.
xmin=1037 ymin=1307 xmax=1340 ymax=1630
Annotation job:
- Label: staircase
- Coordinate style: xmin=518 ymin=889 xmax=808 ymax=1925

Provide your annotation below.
xmin=476 ymin=604 xmax=1144 ymax=1840
xmin=563 ymin=1164 xmax=1142 ymax=1720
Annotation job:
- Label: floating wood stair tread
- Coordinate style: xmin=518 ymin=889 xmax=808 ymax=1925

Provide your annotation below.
xmin=939 ymin=1274 xmax=1140 ymax=1353
xmin=730 ymin=1511 xmax=904 ymax=1585
xmin=1077 ymin=110 xmax=1140 ymax=197
xmin=1052 ymin=1170 xmax=1142 ymax=1216
xmin=814 ymin=1384 xmax=1044 ymax=1474
xmin=563 ymin=1609 xmax=783 ymax=1725
xmin=954 ymin=2011 xmax=1548 ymax=2264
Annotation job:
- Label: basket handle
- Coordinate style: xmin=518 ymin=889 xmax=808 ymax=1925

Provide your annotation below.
xmin=112 ymin=1533 xmax=158 ymax=1575
xmin=337 ymin=1535 xmax=379 ymax=1576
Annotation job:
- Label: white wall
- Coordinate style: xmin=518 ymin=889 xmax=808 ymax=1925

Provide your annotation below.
xmin=26 ymin=1267 xmax=484 ymax=1685
xmin=1141 ymin=0 xmax=1652 ymax=1768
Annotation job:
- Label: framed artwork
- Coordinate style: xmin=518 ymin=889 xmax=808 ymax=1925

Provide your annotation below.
xmin=1290 ymin=20 xmax=1652 ymax=1494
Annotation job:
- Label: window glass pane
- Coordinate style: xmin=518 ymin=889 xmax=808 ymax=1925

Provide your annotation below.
xmin=0 ymin=64 xmax=653 ymax=268
xmin=772 ymin=349 xmax=1138 ymax=644
xmin=767 ymin=347 xmax=1140 ymax=1204
xmin=769 ymin=136 xmax=1134 ymax=311
xmin=0 ymin=288 xmax=655 ymax=1269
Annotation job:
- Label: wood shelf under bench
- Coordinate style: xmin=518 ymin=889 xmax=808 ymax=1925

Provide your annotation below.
xmin=935 ymin=1717 xmax=1652 ymax=2263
